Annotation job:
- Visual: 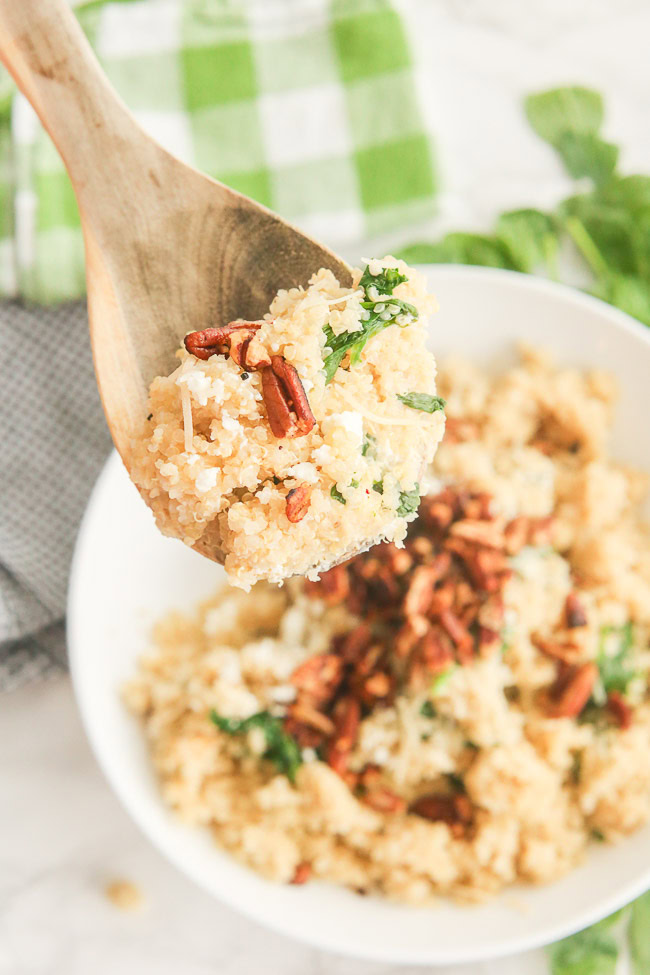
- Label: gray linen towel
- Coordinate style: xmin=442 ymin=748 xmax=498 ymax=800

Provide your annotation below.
xmin=0 ymin=301 xmax=111 ymax=691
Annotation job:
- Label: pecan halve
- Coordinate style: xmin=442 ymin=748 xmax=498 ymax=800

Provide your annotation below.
xmin=285 ymin=485 xmax=312 ymax=523
xmin=304 ymin=563 xmax=350 ymax=605
xmin=261 ymin=356 xmax=315 ymax=439
xmin=547 ymin=662 xmax=597 ymax=718
xmin=449 ymin=518 xmax=505 ymax=550
xmin=565 ymin=592 xmax=588 ymax=629
xmin=288 ymin=700 xmax=335 ymax=736
xmin=607 ymin=690 xmax=633 ymax=730
xmin=290 ymin=862 xmax=312 ymax=885
xmin=184 ymin=321 xmax=264 ymax=361
xmin=362 ymin=788 xmax=406 ymax=814
xmin=229 ymin=331 xmax=272 ymax=370
xmin=290 ymin=652 xmax=344 ymax=706
xmin=410 ymin=793 xmax=473 ymax=837
xmin=327 ymin=696 xmax=361 ymax=777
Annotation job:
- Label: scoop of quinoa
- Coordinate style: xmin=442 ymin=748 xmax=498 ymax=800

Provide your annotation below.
xmin=130 ymin=258 xmax=444 ymax=589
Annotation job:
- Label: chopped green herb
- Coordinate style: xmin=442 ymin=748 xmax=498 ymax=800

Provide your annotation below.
xmin=397 ymin=392 xmax=446 ymax=413
xmin=331 ymin=485 xmax=346 ymax=505
xmin=591 ymin=828 xmax=606 ymax=842
xmin=397 ymin=485 xmax=421 ymax=518
xmin=430 ymin=666 xmax=456 ymax=696
xmin=361 ymin=433 xmax=376 ymax=457
xmin=358 ymin=265 xmax=407 ymax=295
xmin=595 ymin=622 xmax=637 ymax=699
xmin=372 ymin=480 xmax=384 ymax=495
xmin=446 ymin=772 xmax=466 ymax=793
xmin=322 ymin=262 xmax=418 ymax=383
xmin=420 ymin=699 xmax=437 ymax=718
xmin=210 ymin=709 xmax=302 ymax=783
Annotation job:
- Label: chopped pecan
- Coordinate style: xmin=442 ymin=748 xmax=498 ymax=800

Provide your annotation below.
xmin=410 ymin=793 xmax=473 ymax=837
xmin=565 ymin=592 xmax=588 ymax=629
xmin=439 ymin=609 xmax=473 ymax=660
xmin=532 ymin=633 xmax=580 ymax=664
xmin=362 ymin=788 xmax=406 ymax=814
xmin=461 ymin=493 xmax=493 ymax=521
xmin=184 ymin=321 xmax=265 ymax=361
xmin=394 ymin=616 xmax=429 ymax=658
xmin=504 ymin=516 xmax=530 ymax=555
xmin=362 ymin=671 xmax=393 ymax=700
xmin=547 ymin=662 xmax=598 ymax=718
xmin=288 ymin=701 xmax=335 ymax=736
xmin=528 ymin=515 xmax=554 ymax=547
xmin=444 ymin=417 xmax=479 ymax=444
xmin=359 ymin=764 xmax=383 ymax=788
xmin=261 ymin=355 xmax=315 ymax=439
xmin=421 ymin=499 xmax=454 ymax=533
xmin=335 ymin=624 xmax=372 ymax=664
xmin=305 ymin=564 xmax=349 ymax=605
xmin=420 ymin=627 xmax=455 ymax=672
xmin=290 ymin=862 xmax=312 ymax=885
xmin=230 ymin=332 xmax=272 ymax=370
xmin=450 ymin=518 xmax=505 ymax=550
xmin=383 ymin=544 xmax=413 ymax=575
xmin=403 ymin=557 xmax=451 ymax=617
xmin=477 ymin=593 xmax=504 ymax=631
xmin=327 ymin=696 xmax=361 ymax=777
xmin=283 ymin=716 xmax=324 ymax=749
xmin=428 ymin=580 xmax=456 ymax=617
xmin=607 ymin=691 xmax=633 ymax=730
xmin=290 ymin=653 xmax=344 ymax=705
xmin=285 ymin=485 xmax=312 ymax=523
xmin=477 ymin=626 xmax=500 ymax=656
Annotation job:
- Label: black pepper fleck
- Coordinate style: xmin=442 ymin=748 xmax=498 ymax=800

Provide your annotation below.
xmin=146 ymin=413 xmax=153 ymax=421
xmin=240 ymin=372 xmax=249 ymax=381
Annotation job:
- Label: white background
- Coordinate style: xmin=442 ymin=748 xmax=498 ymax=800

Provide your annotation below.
xmin=3 ymin=1 xmax=650 ymax=973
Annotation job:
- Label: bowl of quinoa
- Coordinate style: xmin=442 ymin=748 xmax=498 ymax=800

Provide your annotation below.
xmin=69 ymin=268 xmax=650 ymax=966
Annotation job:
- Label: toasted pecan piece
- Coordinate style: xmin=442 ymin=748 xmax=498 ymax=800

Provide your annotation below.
xmin=262 ymin=355 xmax=315 ymax=438
xmin=304 ymin=564 xmax=350 ymax=605
xmin=285 ymin=485 xmax=312 ymax=523
xmin=449 ymin=518 xmax=505 ymax=550
xmin=532 ymin=633 xmax=581 ymax=664
xmin=565 ymin=592 xmax=588 ymax=629
xmin=420 ymin=626 xmax=455 ymax=672
xmin=410 ymin=793 xmax=473 ymax=837
xmin=290 ymin=653 xmax=344 ymax=705
xmin=504 ymin=516 xmax=530 ymax=555
xmin=184 ymin=321 xmax=265 ymax=361
xmin=607 ymin=690 xmax=633 ymax=730
xmin=547 ymin=662 xmax=597 ymax=718
xmin=290 ymin=862 xmax=312 ymax=885
xmin=362 ymin=788 xmax=406 ymax=814
xmin=288 ymin=701 xmax=335 ymax=736
xmin=327 ymin=696 xmax=361 ymax=777
xmin=394 ymin=615 xmax=429 ymax=658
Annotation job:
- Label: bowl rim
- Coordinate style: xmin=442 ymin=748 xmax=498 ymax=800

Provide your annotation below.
xmin=68 ymin=266 xmax=650 ymax=966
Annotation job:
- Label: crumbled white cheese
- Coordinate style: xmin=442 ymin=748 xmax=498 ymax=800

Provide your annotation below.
xmin=221 ymin=411 xmax=243 ymax=434
xmin=286 ymin=462 xmax=319 ymax=483
xmin=312 ymin=444 xmax=334 ymax=466
xmin=195 ymin=469 xmax=218 ymax=493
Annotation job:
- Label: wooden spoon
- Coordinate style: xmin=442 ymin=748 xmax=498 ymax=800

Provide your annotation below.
xmin=0 ymin=0 xmax=351 ymax=485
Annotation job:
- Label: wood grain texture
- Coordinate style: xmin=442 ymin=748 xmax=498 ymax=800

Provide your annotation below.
xmin=0 ymin=0 xmax=351 ymax=473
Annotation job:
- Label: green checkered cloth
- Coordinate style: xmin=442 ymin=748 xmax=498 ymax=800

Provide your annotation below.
xmin=0 ymin=0 xmax=437 ymax=303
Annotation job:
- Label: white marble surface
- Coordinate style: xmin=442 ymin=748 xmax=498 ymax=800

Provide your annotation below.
xmin=4 ymin=1 xmax=650 ymax=972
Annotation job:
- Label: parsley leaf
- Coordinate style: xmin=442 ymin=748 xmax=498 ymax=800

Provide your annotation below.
xmin=595 ymin=622 xmax=637 ymax=697
xmin=210 ymin=709 xmax=302 ymax=783
xmin=397 ymin=392 xmax=446 ymax=413
xmin=398 ymin=233 xmax=519 ymax=270
xmin=322 ymin=263 xmax=418 ymax=383
xmin=524 ymin=86 xmax=604 ymax=146
xmin=331 ymin=485 xmax=346 ymax=505
xmin=361 ymin=433 xmax=376 ymax=457
xmin=630 ymin=891 xmax=650 ymax=975
xmin=495 ymin=208 xmax=560 ymax=274
xmin=547 ymin=917 xmax=620 ymax=975
xmin=358 ymin=265 xmax=407 ymax=295
xmin=397 ymin=485 xmax=421 ymax=518
xmin=420 ymin=699 xmax=437 ymax=718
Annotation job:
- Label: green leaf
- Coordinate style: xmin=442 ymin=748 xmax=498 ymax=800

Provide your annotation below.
xmin=560 ymin=192 xmax=639 ymax=276
xmin=393 ymin=242 xmax=447 ymax=264
xmin=397 ymin=485 xmax=421 ymax=518
xmin=496 ymin=208 xmax=559 ymax=273
xmin=330 ymin=485 xmax=346 ymax=505
xmin=430 ymin=667 xmax=456 ymax=696
xmin=594 ymin=274 xmax=650 ymax=326
xmin=210 ymin=709 xmax=302 ymax=783
xmin=548 ymin=925 xmax=618 ymax=975
xmin=556 ymin=132 xmax=619 ymax=186
xmin=361 ymin=433 xmax=376 ymax=457
xmin=630 ymin=891 xmax=650 ymax=975
xmin=397 ymin=392 xmax=446 ymax=413
xmin=358 ymin=265 xmax=407 ymax=295
xmin=525 ymin=86 xmax=604 ymax=146
xmin=401 ymin=233 xmax=519 ymax=270
xmin=420 ymin=699 xmax=437 ymax=718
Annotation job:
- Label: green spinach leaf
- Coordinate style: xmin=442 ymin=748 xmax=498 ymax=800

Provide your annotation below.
xmin=525 ymin=86 xmax=604 ymax=146
xmin=496 ymin=208 xmax=559 ymax=274
xmin=556 ymin=132 xmax=619 ymax=186
xmin=630 ymin=891 xmax=650 ymax=974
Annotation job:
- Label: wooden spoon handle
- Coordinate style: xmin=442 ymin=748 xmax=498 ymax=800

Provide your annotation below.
xmin=0 ymin=0 xmax=146 ymax=212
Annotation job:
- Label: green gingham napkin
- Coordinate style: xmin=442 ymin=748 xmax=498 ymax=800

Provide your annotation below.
xmin=0 ymin=0 xmax=437 ymax=303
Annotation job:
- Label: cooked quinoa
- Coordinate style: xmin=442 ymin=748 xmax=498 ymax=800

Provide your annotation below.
xmin=131 ymin=259 xmax=444 ymax=589
xmin=125 ymin=346 xmax=650 ymax=904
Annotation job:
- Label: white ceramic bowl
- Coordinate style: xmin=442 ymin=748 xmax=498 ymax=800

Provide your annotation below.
xmin=68 ymin=267 xmax=650 ymax=966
